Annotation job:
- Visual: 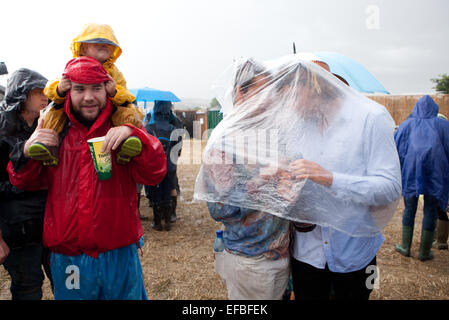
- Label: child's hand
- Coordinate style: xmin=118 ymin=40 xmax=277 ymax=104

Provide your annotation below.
xmin=105 ymin=75 xmax=117 ymax=98
xmin=57 ymin=76 xmax=71 ymax=96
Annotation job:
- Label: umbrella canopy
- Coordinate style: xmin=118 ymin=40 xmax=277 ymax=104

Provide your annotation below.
xmin=297 ymin=52 xmax=389 ymax=94
xmin=130 ymin=87 xmax=181 ymax=102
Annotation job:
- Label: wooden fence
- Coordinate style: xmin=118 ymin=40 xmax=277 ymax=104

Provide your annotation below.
xmin=367 ymin=94 xmax=449 ymax=125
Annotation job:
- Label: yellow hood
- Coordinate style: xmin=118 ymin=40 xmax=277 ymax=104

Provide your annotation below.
xmin=70 ymin=23 xmax=122 ymax=65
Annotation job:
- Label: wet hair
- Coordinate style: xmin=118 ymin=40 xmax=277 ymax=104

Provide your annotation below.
xmin=275 ymin=61 xmax=343 ymax=103
xmin=232 ymin=59 xmax=271 ymax=103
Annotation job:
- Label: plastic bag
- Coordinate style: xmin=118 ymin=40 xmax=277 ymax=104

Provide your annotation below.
xmin=194 ymin=55 xmax=401 ymax=237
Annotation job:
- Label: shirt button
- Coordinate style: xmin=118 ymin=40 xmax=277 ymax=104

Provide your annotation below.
xmin=324 ymin=241 xmax=328 ymax=245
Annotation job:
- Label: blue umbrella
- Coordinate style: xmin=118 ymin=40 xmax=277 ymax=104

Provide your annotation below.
xmin=130 ymin=87 xmax=181 ymax=103
xmin=312 ymin=52 xmax=389 ymax=94
xmin=130 ymin=87 xmax=181 ymax=125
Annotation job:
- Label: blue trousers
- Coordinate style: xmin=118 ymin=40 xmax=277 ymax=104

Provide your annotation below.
xmin=402 ymin=195 xmax=439 ymax=232
xmin=50 ymin=243 xmax=147 ymax=300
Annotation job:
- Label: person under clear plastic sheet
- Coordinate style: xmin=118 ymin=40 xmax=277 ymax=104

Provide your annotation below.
xmin=203 ymin=59 xmax=291 ymax=300
xmin=195 ymin=54 xmax=402 ymax=300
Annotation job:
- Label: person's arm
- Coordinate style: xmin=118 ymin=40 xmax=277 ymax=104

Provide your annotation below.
xmin=102 ymin=124 xmax=167 ymax=186
xmin=207 ymin=202 xmax=256 ymax=223
xmin=7 ymin=119 xmax=56 ymax=191
xmin=328 ymin=111 xmax=402 ymax=206
xmin=108 ymin=65 xmax=136 ymax=106
xmin=0 ymin=230 xmax=10 ymax=264
xmin=0 ymin=139 xmax=24 ymax=199
xmin=284 ymin=111 xmax=401 ymax=207
xmin=43 ymin=78 xmax=67 ymax=105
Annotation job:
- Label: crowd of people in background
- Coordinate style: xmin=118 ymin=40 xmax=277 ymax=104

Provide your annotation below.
xmin=0 ymin=23 xmax=448 ymax=301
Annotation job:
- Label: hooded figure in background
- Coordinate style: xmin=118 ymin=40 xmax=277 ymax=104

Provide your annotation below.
xmin=394 ymin=95 xmax=449 ymax=261
xmin=0 ymin=68 xmax=53 ymax=299
xmin=144 ymin=101 xmax=182 ymax=231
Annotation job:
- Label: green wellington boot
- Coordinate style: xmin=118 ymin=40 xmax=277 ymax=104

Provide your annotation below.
xmin=117 ymin=136 xmax=142 ymax=165
xmin=418 ymin=229 xmax=435 ymax=261
xmin=394 ymin=226 xmax=414 ymax=257
xmin=28 ymin=142 xmax=59 ymax=166
xmin=434 ymin=220 xmax=449 ymax=250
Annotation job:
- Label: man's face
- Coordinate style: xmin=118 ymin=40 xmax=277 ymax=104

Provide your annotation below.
xmin=70 ymin=82 xmax=107 ymax=121
xmin=80 ymin=43 xmax=113 ymax=64
xmin=23 ymin=88 xmax=48 ymax=116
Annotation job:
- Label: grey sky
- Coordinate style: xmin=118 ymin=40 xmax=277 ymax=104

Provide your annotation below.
xmin=1 ymin=0 xmax=448 ymax=100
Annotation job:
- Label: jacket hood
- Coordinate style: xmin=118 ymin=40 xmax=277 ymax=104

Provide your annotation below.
xmin=0 ymin=68 xmax=48 ymax=112
xmin=70 ymin=23 xmax=122 ymax=65
xmin=64 ymin=91 xmax=113 ymax=132
xmin=154 ymin=101 xmax=173 ymax=121
xmin=411 ymin=95 xmax=439 ymax=119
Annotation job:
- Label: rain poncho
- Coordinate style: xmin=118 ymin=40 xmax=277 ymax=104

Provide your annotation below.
xmin=395 ymin=95 xmax=449 ymax=210
xmin=194 ymin=55 xmax=402 ymax=237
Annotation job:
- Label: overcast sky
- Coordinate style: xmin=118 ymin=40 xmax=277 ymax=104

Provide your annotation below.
xmin=1 ymin=0 xmax=448 ymax=100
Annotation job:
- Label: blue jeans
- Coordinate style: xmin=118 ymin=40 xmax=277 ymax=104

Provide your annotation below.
xmin=402 ymin=195 xmax=439 ymax=232
xmin=50 ymin=243 xmax=147 ymax=300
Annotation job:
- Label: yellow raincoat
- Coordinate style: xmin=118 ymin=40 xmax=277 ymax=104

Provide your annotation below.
xmin=43 ymin=23 xmax=143 ymax=132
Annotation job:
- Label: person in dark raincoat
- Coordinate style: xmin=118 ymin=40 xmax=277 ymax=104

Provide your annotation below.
xmin=394 ymin=95 xmax=449 ymax=261
xmin=0 ymin=68 xmax=53 ymax=299
xmin=144 ymin=101 xmax=181 ymax=231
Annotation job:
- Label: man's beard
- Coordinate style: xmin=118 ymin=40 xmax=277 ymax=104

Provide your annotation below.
xmin=71 ymin=107 xmax=98 ymax=129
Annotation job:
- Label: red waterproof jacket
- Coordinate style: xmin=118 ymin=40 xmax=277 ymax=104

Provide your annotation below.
xmin=8 ymin=97 xmax=166 ymax=258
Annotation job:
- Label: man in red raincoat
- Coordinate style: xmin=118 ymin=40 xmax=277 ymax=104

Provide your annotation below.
xmin=7 ymin=56 xmax=167 ymax=299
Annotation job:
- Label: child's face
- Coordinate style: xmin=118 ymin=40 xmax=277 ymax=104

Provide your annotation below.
xmin=80 ymin=43 xmax=113 ymax=64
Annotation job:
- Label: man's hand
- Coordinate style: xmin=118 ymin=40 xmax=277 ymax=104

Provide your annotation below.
xmin=57 ymin=76 xmax=71 ymax=97
xmin=105 ymin=75 xmax=117 ymax=98
xmin=23 ymin=118 xmax=59 ymax=157
xmin=289 ymin=159 xmax=333 ymax=187
xmin=0 ymin=231 xmax=10 ymax=264
xmin=101 ymin=126 xmax=133 ymax=153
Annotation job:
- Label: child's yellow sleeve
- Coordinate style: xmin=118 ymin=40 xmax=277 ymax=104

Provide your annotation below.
xmin=107 ymin=65 xmax=135 ymax=106
xmin=44 ymin=79 xmax=66 ymax=105
xmin=111 ymin=84 xmax=135 ymax=106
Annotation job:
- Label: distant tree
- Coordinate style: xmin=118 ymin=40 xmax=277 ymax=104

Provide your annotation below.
xmin=209 ymin=97 xmax=221 ymax=109
xmin=431 ymin=74 xmax=449 ymax=94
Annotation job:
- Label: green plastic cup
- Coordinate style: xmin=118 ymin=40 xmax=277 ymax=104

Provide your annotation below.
xmin=87 ymin=136 xmax=112 ymax=180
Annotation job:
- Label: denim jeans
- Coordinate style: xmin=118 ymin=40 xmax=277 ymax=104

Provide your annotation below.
xmin=402 ymin=195 xmax=439 ymax=231
xmin=3 ymin=243 xmax=53 ymax=300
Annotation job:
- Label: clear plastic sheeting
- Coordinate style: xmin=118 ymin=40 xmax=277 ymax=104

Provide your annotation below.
xmin=194 ymin=55 xmax=401 ymax=237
